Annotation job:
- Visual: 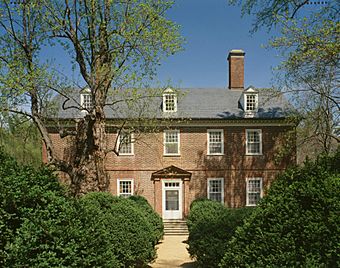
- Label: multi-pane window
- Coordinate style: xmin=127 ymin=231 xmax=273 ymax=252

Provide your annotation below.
xmin=164 ymin=130 xmax=180 ymax=155
xmin=81 ymin=94 xmax=93 ymax=110
xmin=207 ymin=178 xmax=224 ymax=203
xmin=246 ymin=129 xmax=262 ymax=155
xmin=163 ymin=93 xmax=177 ymax=112
xmin=117 ymin=179 xmax=134 ymax=198
xmin=246 ymin=178 xmax=262 ymax=206
xmin=118 ymin=132 xmax=134 ymax=155
xmin=208 ymin=129 xmax=224 ymax=155
xmin=245 ymin=94 xmax=257 ymax=112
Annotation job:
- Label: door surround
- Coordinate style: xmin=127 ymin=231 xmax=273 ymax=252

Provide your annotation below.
xmin=162 ymin=179 xmax=183 ymax=219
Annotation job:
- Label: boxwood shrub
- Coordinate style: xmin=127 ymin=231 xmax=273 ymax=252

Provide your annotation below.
xmin=0 ymin=150 xmax=159 ymax=267
xmin=187 ymin=199 xmax=254 ymax=268
xmin=129 ymin=195 xmax=164 ymax=244
xmin=219 ymin=150 xmax=340 ymax=268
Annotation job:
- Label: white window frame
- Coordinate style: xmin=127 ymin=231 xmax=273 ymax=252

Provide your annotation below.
xmin=207 ymin=178 xmax=224 ymax=204
xmin=117 ymin=179 xmax=134 ymax=198
xmin=244 ymin=93 xmax=258 ymax=112
xmin=246 ymin=129 xmax=262 ymax=155
xmin=163 ymin=89 xmax=177 ymax=112
xmin=207 ymin=129 xmax=224 ymax=155
xmin=246 ymin=177 xmax=263 ymax=206
xmin=117 ymin=132 xmax=134 ymax=155
xmin=80 ymin=93 xmax=93 ymax=110
xmin=163 ymin=129 xmax=180 ymax=156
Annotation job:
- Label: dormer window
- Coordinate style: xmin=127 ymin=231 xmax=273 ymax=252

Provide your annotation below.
xmin=81 ymin=93 xmax=93 ymax=110
xmin=245 ymin=94 xmax=257 ymax=112
xmin=243 ymin=87 xmax=258 ymax=117
xmin=163 ymin=88 xmax=177 ymax=112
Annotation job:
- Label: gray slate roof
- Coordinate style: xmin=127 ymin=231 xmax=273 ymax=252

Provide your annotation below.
xmin=55 ymin=88 xmax=291 ymax=120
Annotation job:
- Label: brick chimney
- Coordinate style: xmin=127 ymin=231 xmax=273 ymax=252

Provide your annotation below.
xmin=228 ymin=49 xmax=245 ymax=90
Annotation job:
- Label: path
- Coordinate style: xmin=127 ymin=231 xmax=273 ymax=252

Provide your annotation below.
xmin=150 ymin=235 xmax=196 ymax=268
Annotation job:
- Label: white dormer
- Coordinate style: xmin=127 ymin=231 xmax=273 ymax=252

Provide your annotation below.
xmin=243 ymin=86 xmax=258 ymax=117
xmin=163 ymin=88 xmax=177 ymax=113
xmin=80 ymin=88 xmax=93 ymax=111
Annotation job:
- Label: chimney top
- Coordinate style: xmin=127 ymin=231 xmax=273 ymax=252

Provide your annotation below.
xmin=228 ymin=49 xmax=245 ymax=59
xmin=228 ymin=49 xmax=245 ymax=90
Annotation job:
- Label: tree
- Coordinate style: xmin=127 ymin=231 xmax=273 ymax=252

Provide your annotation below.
xmin=0 ymin=113 xmax=42 ymax=167
xmin=0 ymin=0 xmax=183 ymax=195
xmin=229 ymin=0 xmax=339 ymax=160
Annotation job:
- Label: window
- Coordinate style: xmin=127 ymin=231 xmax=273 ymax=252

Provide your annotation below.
xmin=163 ymin=89 xmax=177 ymax=112
xmin=246 ymin=129 xmax=262 ymax=155
xmin=246 ymin=178 xmax=262 ymax=206
xmin=208 ymin=129 xmax=224 ymax=155
xmin=118 ymin=132 xmax=134 ymax=155
xmin=245 ymin=93 xmax=258 ymax=112
xmin=207 ymin=178 xmax=224 ymax=203
xmin=81 ymin=93 xmax=93 ymax=110
xmin=117 ymin=179 xmax=134 ymax=197
xmin=164 ymin=130 xmax=180 ymax=155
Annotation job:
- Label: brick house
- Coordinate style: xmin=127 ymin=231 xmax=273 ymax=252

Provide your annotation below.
xmin=45 ymin=50 xmax=295 ymax=220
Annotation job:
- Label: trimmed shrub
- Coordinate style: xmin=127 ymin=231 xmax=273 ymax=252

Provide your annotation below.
xmin=187 ymin=199 xmax=254 ymax=268
xmin=0 ymin=150 xmax=72 ymax=267
xmin=129 ymin=195 xmax=164 ymax=244
xmin=0 ymin=150 xmax=159 ymax=267
xmin=78 ymin=193 xmax=157 ymax=267
xmin=219 ymin=151 xmax=340 ymax=268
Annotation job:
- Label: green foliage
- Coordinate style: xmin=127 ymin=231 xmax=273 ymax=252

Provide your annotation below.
xmin=0 ymin=115 xmax=42 ymax=167
xmin=186 ymin=199 xmax=254 ymax=268
xmin=219 ymin=150 xmax=340 ymax=268
xmin=129 ymin=195 xmax=164 ymax=244
xmin=229 ymin=0 xmax=339 ymax=157
xmin=0 ymin=150 xmax=159 ymax=267
xmin=78 ymin=193 xmax=157 ymax=267
xmin=0 ymin=150 xmax=73 ymax=267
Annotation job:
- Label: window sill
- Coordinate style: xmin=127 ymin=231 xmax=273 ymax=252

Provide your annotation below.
xmin=245 ymin=153 xmax=263 ymax=156
xmin=163 ymin=154 xmax=181 ymax=157
xmin=207 ymin=153 xmax=224 ymax=156
xmin=246 ymin=204 xmax=257 ymax=207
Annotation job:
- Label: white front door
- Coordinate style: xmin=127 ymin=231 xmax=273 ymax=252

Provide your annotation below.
xmin=162 ymin=180 xmax=182 ymax=219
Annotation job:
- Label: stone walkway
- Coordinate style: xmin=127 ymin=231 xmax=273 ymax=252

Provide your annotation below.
xmin=150 ymin=235 xmax=196 ymax=268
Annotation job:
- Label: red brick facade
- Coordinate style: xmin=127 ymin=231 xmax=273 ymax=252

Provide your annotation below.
xmin=45 ymin=122 xmax=295 ymax=218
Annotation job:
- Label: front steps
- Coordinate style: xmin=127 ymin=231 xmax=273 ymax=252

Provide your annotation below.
xmin=163 ymin=219 xmax=189 ymax=236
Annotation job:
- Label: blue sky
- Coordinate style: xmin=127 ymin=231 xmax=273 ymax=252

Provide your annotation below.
xmin=42 ymin=0 xmax=284 ymax=89
xmin=156 ymin=0 xmax=283 ymax=89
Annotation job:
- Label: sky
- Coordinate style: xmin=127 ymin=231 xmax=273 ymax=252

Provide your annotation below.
xmin=41 ymin=0 xmax=285 ymax=89
xmin=155 ymin=0 xmax=283 ymax=89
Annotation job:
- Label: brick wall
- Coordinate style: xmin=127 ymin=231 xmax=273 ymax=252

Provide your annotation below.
xmin=45 ymin=123 xmax=296 ymax=217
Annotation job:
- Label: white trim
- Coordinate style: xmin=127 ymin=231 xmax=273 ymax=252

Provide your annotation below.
xmin=163 ymin=88 xmax=177 ymax=112
xmin=246 ymin=177 xmax=263 ymax=206
xmin=244 ymin=92 xmax=258 ymax=112
xmin=245 ymin=129 xmax=262 ymax=155
xmin=162 ymin=179 xmax=183 ymax=219
xmin=207 ymin=178 xmax=224 ymax=204
xmin=163 ymin=129 xmax=180 ymax=156
xmin=207 ymin=129 xmax=224 ymax=155
xmin=80 ymin=93 xmax=92 ymax=110
xmin=117 ymin=179 xmax=134 ymax=197
xmin=117 ymin=132 xmax=134 ymax=156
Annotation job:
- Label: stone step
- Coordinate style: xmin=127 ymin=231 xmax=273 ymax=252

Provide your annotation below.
xmin=163 ymin=220 xmax=189 ymax=235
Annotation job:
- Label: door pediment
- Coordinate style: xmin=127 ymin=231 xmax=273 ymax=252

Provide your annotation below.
xmin=151 ymin=165 xmax=192 ymax=180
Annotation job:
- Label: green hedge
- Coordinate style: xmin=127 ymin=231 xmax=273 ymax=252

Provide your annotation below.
xmin=77 ymin=193 xmax=157 ymax=267
xmin=0 ymin=150 xmax=159 ymax=267
xmin=187 ymin=199 xmax=254 ymax=268
xmin=219 ymin=150 xmax=340 ymax=268
xmin=129 ymin=195 xmax=164 ymax=244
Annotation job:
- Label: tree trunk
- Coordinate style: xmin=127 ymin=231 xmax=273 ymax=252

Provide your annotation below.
xmin=68 ymin=108 xmax=109 ymax=196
